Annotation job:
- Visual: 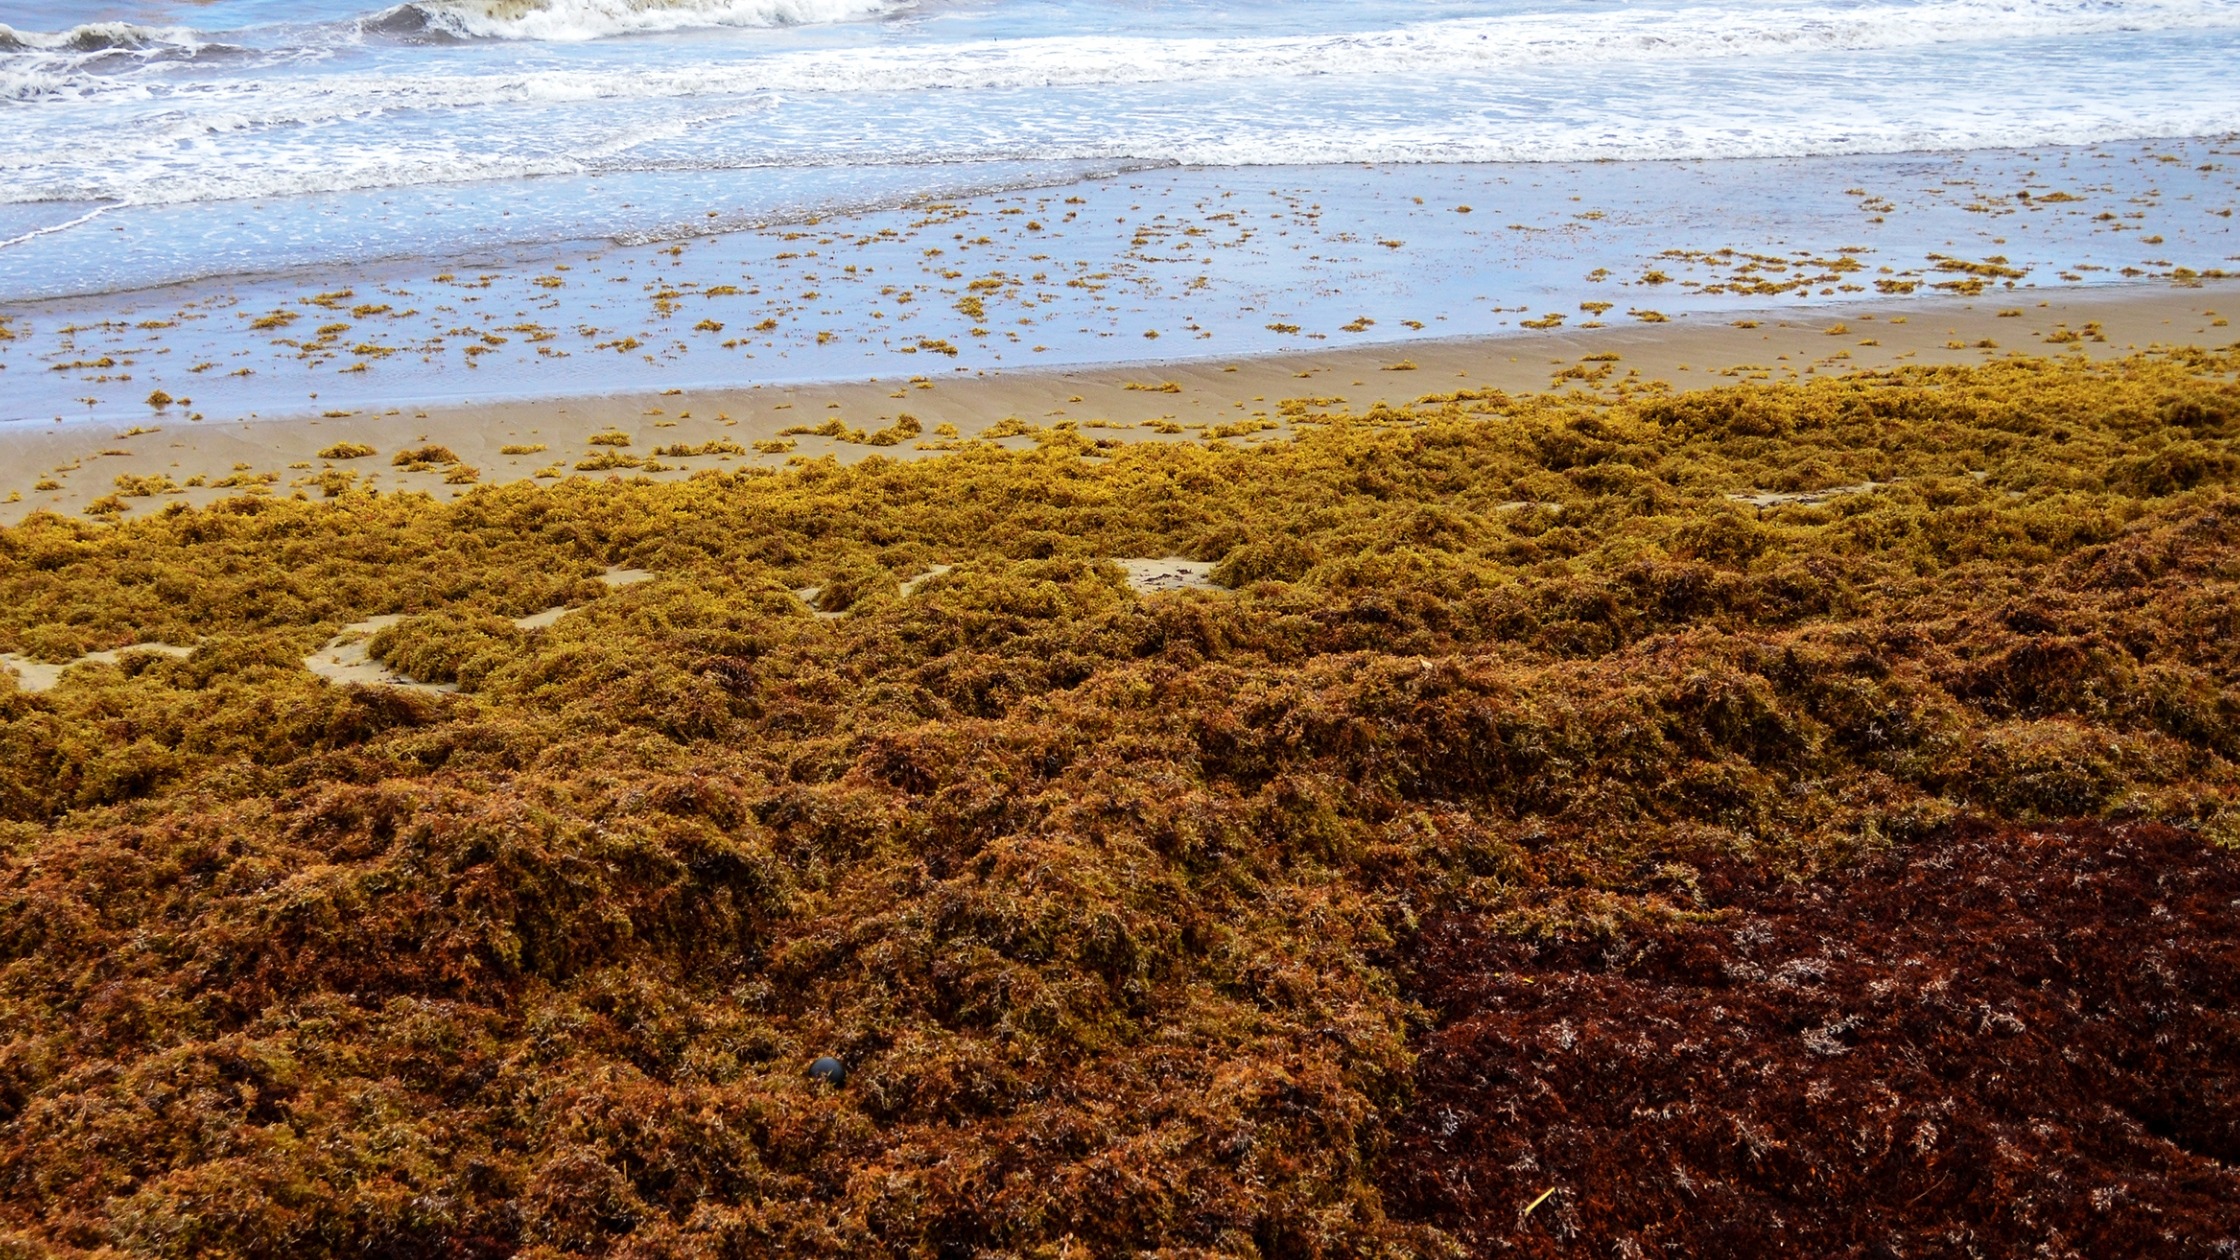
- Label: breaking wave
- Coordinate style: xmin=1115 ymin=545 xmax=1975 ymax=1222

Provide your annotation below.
xmin=361 ymin=0 xmax=901 ymax=41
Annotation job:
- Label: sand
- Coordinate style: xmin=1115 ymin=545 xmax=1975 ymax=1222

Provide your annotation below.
xmin=301 ymin=615 xmax=453 ymax=694
xmin=1116 ymin=558 xmax=1219 ymax=593
xmin=0 ymin=642 xmax=193 ymax=693
xmin=0 ymin=565 xmax=660 ymax=694
xmin=3 ymin=281 xmax=2232 ymax=526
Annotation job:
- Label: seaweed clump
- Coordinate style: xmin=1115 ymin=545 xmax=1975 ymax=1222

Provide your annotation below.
xmin=1388 ymin=819 xmax=2240 ymax=1255
xmin=0 ymin=353 xmax=2237 ymax=1255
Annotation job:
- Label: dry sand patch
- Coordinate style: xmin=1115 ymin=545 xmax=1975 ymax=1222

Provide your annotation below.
xmin=0 ymin=642 xmax=193 ymax=693
xmin=1726 ymin=479 xmax=1893 ymax=508
xmin=1117 ymin=557 xmax=1219 ymax=593
xmin=303 ymin=615 xmax=454 ymax=694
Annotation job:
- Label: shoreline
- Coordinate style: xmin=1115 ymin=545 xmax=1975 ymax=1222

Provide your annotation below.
xmin=0 ymin=156 xmax=1181 ymax=309
xmin=7 ymin=141 xmax=2235 ymax=432
xmin=0 ymin=135 xmax=2217 ymax=310
xmin=4 ymin=281 xmax=2233 ymax=526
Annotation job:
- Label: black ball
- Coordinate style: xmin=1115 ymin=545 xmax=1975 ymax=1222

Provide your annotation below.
xmin=807 ymin=1055 xmax=847 ymax=1087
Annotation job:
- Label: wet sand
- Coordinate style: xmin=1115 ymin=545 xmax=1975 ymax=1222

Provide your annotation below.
xmin=2 ymin=281 xmax=2232 ymax=525
xmin=6 ymin=142 xmax=2236 ymax=434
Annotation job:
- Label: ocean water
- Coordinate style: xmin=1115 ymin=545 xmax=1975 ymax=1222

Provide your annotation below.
xmin=4 ymin=0 xmax=2239 ymax=301
xmin=1 ymin=0 xmax=2237 ymax=425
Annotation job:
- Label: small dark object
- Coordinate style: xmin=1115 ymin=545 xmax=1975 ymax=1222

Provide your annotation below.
xmin=807 ymin=1056 xmax=847 ymax=1087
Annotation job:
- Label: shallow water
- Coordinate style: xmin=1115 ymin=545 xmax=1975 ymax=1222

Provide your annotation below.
xmin=4 ymin=143 xmax=2235 ymax=427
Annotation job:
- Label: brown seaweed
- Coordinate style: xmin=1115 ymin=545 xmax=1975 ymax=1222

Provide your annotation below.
xmin=0 ymin=352 xmax=2236 ymax=1255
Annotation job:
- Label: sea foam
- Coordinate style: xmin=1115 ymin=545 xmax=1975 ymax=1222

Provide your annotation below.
xmin=363 ymin=0 xmax=899 ymax=41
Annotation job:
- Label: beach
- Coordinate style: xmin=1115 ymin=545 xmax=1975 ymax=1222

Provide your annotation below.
xmin=5 ymin=278 xmax=2233 ymax=522
xmin=6 ymin=0 xmax=2240 ymax=1254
